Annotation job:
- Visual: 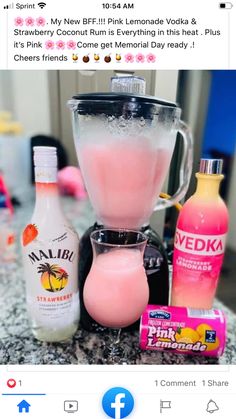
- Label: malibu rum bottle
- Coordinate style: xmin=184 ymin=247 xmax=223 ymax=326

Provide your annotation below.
xmin=22 ymin=147 xmax=80 ymax=342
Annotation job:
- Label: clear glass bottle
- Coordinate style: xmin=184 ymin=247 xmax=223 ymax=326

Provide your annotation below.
xmin=22 ymin=147 xmax=80 ymax=341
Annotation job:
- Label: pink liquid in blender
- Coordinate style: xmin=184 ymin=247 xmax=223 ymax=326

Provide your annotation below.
xmin=78 ymin=139 xmax=172 ymax=229
xmin=83 ymin=248 xmax=149 ymax=328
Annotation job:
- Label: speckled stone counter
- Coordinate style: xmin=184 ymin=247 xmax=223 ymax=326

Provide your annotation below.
xmin=0 ymin=197 xmax=235 ymax=365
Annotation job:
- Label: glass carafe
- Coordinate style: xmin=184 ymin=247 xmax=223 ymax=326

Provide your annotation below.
xmin=68 ymin=93 xmax=193 ymax=228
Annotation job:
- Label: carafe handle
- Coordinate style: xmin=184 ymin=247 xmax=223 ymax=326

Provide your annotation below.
xmin=154 ymin=120 xmax=193 ymax=211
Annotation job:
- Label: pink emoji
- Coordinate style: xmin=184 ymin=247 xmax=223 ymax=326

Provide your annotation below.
xmin=14 ymin=17 xmax=24 ymax=26
xmin=36 ymin=17 xmax=46 ymax=27
xmin=125 ymin=53 xmax=134 ymax=63
xmin=56 ymin=40 xmax=65 ymax=50
xmin=146 ymin=53 xmax=156 ymax=63
xmin=67 ymin=40 xmax=76 ymax=50
xmin=25 ymin=17 xmax=35 ymax=26
xmin=45 ymin=40 xmax=54 ymax=50
xmin=136 ymin=53 xmax=145 ymax=63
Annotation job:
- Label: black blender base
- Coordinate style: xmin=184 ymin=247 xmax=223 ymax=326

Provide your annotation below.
xmin=79 ymin=223 xmax=169 ymax=332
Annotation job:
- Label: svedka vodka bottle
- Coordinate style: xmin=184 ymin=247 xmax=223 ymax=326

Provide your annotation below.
xmin=172 ymin=159 xmax=229 ymax=309
xmin=22 ymin=147 xmax=80 ymax=341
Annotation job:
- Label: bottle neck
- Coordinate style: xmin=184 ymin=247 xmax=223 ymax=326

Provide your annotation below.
xmin=194 ymin=173 xmax=224 ymax=199
xmin=34 ymin=166 xmax=62 ymax=218
xmin=34 ymin=165 xmax=57 ymax=184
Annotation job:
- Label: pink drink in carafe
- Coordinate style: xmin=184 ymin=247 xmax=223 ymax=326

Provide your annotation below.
xmin=78 ymin=139 xmax=172 ymax=229
xmin=83 ymin=248 xmax=149 ymax=328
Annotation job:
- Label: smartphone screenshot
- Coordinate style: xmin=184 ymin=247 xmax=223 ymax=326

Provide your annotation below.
xmin=0 ymin=0 xmax=235 ymax=417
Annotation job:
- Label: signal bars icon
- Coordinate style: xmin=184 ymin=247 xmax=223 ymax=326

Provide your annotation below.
xmin=3 ymin=2 xmax=14 ymax=8
xmin=38 ymin=2 xmax=46 ymax=8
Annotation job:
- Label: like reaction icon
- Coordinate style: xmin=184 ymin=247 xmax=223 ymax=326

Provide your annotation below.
xmin=7 ymin=378 xmax=16 ymax=388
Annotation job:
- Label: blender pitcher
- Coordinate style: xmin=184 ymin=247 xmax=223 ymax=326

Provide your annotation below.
xmin=68 ymin=92 xmax=193 ymax=331
xmin=69 ymin=93 xmax=192 ymax=227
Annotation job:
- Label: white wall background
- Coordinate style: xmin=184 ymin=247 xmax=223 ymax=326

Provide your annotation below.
xmin=154 ymin=70 xmax=179 ymax=102
xmin=0 ymin=71 xmax=51 ymax=199
xmin=0 ymin=70 xmax=51 ymax=136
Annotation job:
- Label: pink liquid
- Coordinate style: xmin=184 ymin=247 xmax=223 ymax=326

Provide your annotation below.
xmin=78 ymin=140 xmax=172 ymax=228
xmin=172 ymin=198 xmax=228 ymax=309
xmin=83 ymin=248 xmax=149 ymax=328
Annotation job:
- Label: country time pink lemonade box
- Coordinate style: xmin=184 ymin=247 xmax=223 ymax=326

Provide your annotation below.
xmin=140 ymin=305 xmax=226 ymax=357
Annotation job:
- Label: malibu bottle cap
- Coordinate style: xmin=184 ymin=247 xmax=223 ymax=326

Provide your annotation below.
xmin=33 ymin=146 xmax=57 ymax=168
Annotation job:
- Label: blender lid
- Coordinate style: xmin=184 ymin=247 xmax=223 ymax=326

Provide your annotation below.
xmin=71 ymin=92 xmax=178 ymax=108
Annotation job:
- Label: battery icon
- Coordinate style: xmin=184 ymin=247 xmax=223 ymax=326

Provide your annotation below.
xmin=219 ymin=2 xmax=233 ymax=8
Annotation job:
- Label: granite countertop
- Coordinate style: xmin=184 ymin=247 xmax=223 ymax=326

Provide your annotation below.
xmin=0 ymin=197 xmax=235 ymax=365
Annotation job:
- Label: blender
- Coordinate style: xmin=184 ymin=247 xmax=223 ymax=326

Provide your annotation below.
xmin=68 ymin=90 xmax=193 ymax=331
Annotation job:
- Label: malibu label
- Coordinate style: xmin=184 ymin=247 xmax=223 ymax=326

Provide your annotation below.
xmin=28 ymin=248 xmax=75 ymax=264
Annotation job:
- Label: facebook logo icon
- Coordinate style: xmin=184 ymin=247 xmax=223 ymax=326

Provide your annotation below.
xmin=102 ymin=387 xmax=134 ymax=419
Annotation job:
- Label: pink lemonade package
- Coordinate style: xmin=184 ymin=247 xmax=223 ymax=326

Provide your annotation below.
xmin=140 ymin=305 xmax=226 ymax=357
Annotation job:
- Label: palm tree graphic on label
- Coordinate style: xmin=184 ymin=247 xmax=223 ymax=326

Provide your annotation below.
xmin=38 ymin=263 xmax=69 ymax=292
xmin=57 ymin=269 xmax=69 ymax=291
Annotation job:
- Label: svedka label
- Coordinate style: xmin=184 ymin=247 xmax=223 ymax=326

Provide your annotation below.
xmin=174 ymin=228 xmax=226 ymax=256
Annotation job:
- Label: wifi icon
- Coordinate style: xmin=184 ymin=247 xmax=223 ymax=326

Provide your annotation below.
xmin=38 ymin=2 xmax=46 ymax=8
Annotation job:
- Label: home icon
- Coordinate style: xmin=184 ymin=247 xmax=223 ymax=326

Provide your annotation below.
xmin=17 ymin=400 xmax=31 ymax=413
